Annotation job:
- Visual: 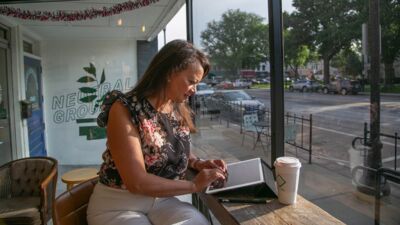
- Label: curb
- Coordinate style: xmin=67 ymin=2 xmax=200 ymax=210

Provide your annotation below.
xmin=358 ymin=92 xmax=400 ymax=97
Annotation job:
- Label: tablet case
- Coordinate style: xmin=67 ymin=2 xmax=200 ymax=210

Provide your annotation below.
xmin=212 ymin=159 xmax=277 ymax=203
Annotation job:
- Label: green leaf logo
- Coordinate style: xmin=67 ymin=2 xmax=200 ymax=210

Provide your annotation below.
xmin=79 ymin=87 xmax=97 ymax=93
xmin=77 ymin=63 xmax=107 ymax=112
xmin=83 ymin=63 xmax=96 ymax=77
xmin=100 ymin=69 xmax=105 ymax=84
xmin=77 ymin=76 xmax=96 ymax=83
xmin=80 ymin=95 xmax=97 ymax=103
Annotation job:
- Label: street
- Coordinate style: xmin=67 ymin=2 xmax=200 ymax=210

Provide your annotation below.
xmin=246 ymin=89 xmax=400 ymax=168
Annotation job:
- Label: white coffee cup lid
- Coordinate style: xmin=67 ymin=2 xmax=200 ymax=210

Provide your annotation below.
xmin=274 ymin=157 xmax=301 ymax=167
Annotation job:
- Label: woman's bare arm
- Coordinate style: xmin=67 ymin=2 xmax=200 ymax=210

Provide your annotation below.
xmin=107 ymin=101 xmax=224 ymax=197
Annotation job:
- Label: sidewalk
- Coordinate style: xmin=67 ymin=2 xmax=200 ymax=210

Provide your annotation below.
xmin=191 ymin=114 xmax=400 ymax=225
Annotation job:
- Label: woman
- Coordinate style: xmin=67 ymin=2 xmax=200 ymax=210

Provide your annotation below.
xmin=87 ymin=40 xmax=227 ymax=225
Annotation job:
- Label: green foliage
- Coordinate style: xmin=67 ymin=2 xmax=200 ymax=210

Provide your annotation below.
xmin=284 ymin=28 xmax=312 ymax=78
xmin=380 ymin=0 xmax=400 ymax=85
xmin=77 ymin=63 xmax=107 ymax=112
xmin=331 ymin=47 xmax=363 ymax=79
xmin=381 ymin=0 xmax=400 ymax=63
xmin=290 ymin=0 xmax=364 ymax=83
xmin=201 ymin=9 xmax=269 ymax=78
xmin=284 ymin=1 xmax=399 ymax=85
xmin=252 ymin=83 xmax=270 ymax=89
xmin=363 ymin=84 xmax=400 ymax=93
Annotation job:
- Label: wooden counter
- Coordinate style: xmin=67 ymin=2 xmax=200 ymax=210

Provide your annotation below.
xmin=193 ymin=192 xmax=345 ymax=225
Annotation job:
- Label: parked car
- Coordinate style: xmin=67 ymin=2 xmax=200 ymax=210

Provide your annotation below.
xmin=322 ymin=79 xmax=361 ymax=95
xmin=195 ymin=82 xmax=214 ymax=108
xmin=259 ymin=78 xmax=270 ymax=84
xmin=205 ymin=90 xmax=266 ymax=122
xmin=251 ymin=79 xmax=260 ymax=85
xmin=289 ymin=80 xmax=321 ymax=92
xmin=216 ymin=81 xmax=234 ymax=89
xmin=252 ymin=78 xmax=270 ymax=84
xmin=233 ymin=79 xmax=252 ymax=89
xmin=202 ymin=78 xmax=219 ymax=87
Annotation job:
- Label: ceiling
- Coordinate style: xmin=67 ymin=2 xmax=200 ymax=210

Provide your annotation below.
xmin=0 ymin=0 xmax=185 ymax=41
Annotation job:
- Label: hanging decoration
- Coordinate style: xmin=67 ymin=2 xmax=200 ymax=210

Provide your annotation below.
xmin=0 ymin=0 xmax=159 ymax=22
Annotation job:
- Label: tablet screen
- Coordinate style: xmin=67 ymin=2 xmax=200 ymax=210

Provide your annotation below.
xmin=206 ymin=158 xmax=265 ymax=194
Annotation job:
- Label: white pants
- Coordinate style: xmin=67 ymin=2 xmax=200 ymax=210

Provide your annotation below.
xmin=87 ymin=183 xmax=210 ymax=225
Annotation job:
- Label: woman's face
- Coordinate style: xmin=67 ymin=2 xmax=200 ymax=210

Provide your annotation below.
xmin=166 ymin=61 xmax=204 ymax=103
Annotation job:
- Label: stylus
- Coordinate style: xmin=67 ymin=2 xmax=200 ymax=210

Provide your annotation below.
xmin=218 ymin=198 xmax=267 ymax=204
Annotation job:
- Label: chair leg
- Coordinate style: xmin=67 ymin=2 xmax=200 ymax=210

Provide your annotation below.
xmin=241 ymin=133 xmax=245 ymax=146
xmin=252 ymin=132 xmax=258 ymax=150
xmin=253 ymin=133 xmax=266 ymax=150
xmin=251 ymin=132 xmax=258 ymax=149
xmin=260 ymin=137 xmax=265 ymax=150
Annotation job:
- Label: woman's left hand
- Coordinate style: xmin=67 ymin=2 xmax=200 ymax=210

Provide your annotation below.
xmin=196 ymin=159 xmax=228 ymax=189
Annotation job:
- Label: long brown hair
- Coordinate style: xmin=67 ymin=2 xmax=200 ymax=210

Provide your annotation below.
xmin=129 ymin=39 xmax=210 ymax=132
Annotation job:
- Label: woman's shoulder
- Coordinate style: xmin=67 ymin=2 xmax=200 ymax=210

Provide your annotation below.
xmin=97 ymin=90 xmax=138 ymax=127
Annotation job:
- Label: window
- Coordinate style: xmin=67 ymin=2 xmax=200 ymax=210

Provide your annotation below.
xmin=0 ymin=25 xmax=9 ymax=43
xmin=193 ymin=1 xmax=400 ymax=224
xmin=23 ymin=41 xmax=33 ymax=54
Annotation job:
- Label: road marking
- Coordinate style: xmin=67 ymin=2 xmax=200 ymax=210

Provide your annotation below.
xmin=311 ymin=125 xmax=358 ymax=137
xmin=382 ymin=156 xmax=399 ymax=163
xmin=313 ymin=153 xmax=398 ymax=165
xmin=313 ymin=154 xmax=350 ymax=165
xmin=307 ymin=101 xmax=400 ymax=114
xmin=311 ymin=125 xmax=396 ymax=147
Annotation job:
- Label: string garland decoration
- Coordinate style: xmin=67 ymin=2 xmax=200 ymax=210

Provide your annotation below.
xmin=0 ymin=0 xmax=159 ymax=21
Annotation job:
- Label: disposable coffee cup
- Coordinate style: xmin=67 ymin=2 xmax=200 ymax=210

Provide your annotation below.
xmin=274 ymin=157 xmax=301 ymax=204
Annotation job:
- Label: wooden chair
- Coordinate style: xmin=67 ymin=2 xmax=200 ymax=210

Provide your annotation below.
xmin=53 ymin=177 xmax=98 ymax=225
xmin=0 ymin=157 xmax=58 ymax=225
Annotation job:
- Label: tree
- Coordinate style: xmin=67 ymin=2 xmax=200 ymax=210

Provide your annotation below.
xmin=380 ymin=0 xmax=400 ymax=86
xmin=290 ymin=0 xmax=365 ymax=84
xmin=284 ymin=29 xmax=311 ymax=79
xmin=283 ymin=12 xmax=318 ymax=80
xmin=201 ymin=9 xmax=268 ymax=79
xmin=331 ymin=47 xmax=363 ymax=79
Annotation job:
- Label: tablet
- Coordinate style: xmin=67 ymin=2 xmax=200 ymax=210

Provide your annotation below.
xmin=205 ymin=158 xmax=265 ymax=194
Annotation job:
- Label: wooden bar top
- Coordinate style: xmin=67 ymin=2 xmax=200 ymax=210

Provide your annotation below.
xmin=187 ymin=164 xmax=344 ymax=225
xmin=195 ymin=192 xmax=345 ymax=225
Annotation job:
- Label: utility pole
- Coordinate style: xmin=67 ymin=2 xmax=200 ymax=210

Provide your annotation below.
xmin=357 ymin=0 xmax=390 ymax=196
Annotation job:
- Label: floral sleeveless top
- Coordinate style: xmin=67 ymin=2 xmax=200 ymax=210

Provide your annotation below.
xmin=97 ymin=90 xmax=191 ymax=189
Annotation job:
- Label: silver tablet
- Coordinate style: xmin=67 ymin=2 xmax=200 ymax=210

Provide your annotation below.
xmin=205 ymin=158 xmax=265 ymax=194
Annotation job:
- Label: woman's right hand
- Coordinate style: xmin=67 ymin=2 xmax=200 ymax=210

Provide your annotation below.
xmin=191 ymin=168 xmax=226 ymax=192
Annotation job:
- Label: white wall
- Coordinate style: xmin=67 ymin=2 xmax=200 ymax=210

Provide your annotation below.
xmin=41 ymin=40 xmax=137 ymax=164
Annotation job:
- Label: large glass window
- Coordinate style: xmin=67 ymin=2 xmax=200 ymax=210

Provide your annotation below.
xmin=2 ymin=1 xmax=398 ymax=224
xmin=191 ymin=0 xmax=400 ymax=224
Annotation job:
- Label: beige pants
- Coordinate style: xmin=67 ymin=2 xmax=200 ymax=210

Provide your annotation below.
xmin=87 ymin=183 xmax=210 ymax=225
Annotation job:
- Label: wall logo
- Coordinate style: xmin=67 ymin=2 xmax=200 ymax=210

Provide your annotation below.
xmin=77 ymin=63 xmax=107 ymax=112
xmin=76 ymin=63 xmax=107 ymax=140
xmin=51 ymin=63 xmax=133 ymax=140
